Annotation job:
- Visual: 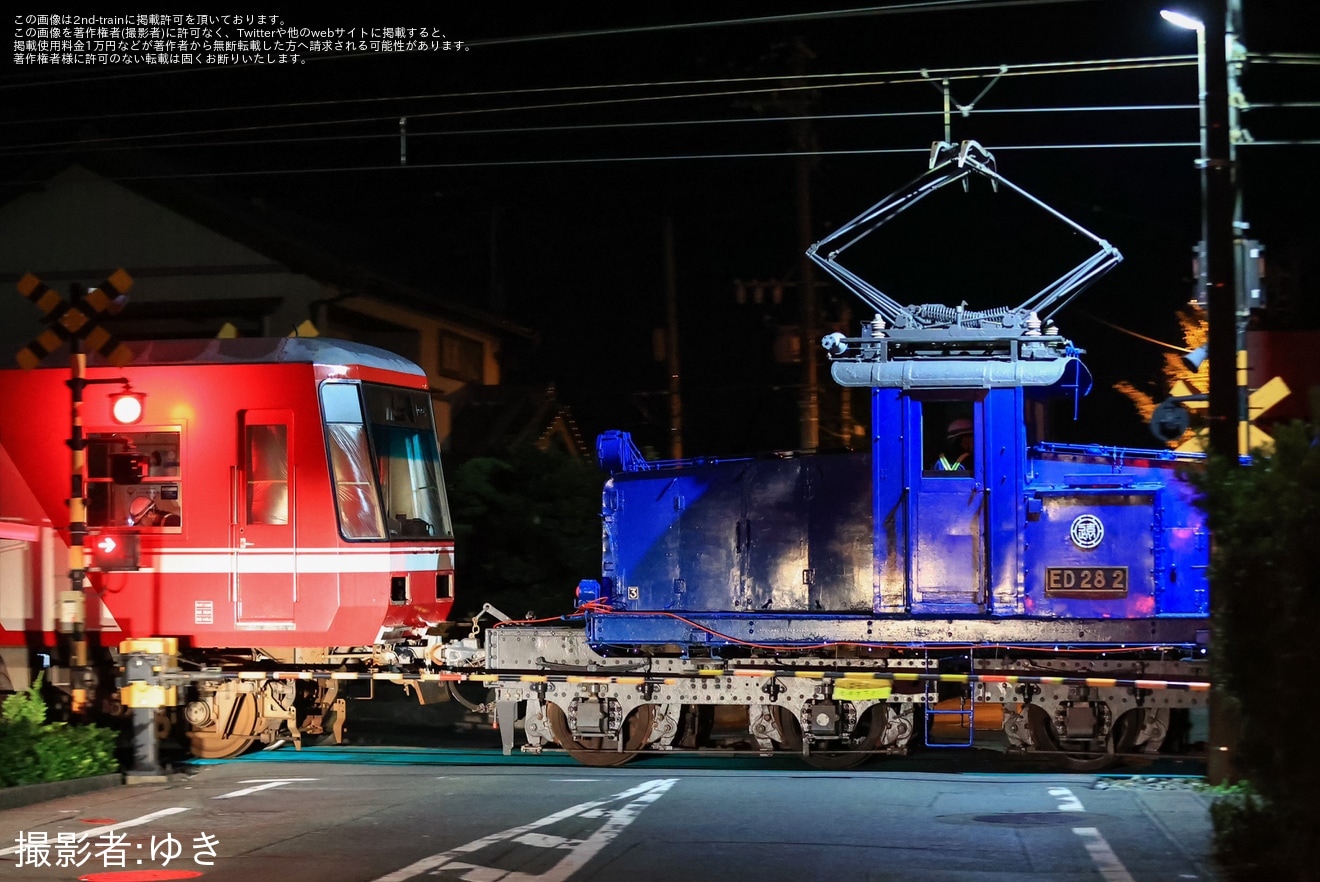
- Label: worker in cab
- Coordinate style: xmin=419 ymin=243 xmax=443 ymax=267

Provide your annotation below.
xmin=935 ymin=417 xmax=974 ymax=472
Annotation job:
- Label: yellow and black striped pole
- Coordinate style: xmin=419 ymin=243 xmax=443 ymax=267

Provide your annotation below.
xmin=65 ymin=330 xmax=90 ymax=713
xmin=15 ymin=271 xmax=134 ymax=716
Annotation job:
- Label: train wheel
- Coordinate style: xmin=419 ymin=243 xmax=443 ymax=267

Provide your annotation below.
xmin=546 ymin=702 xmax=654 ymax=767
xmin=775 ymin=705 xmax=886 ymax=770
xmin=189 ymin=692 xmax=262 ymax=760
xmin=1026 ymin=704 xmax=1142 ymax=772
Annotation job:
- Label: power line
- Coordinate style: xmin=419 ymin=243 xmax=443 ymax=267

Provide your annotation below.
xmin=0 ymin=103 xmax=1201 ymax=158
xmin=0 ymin=56 xmax=1194 ymax=153
xmin=1 ymin=141 xmax=1215 ymax=186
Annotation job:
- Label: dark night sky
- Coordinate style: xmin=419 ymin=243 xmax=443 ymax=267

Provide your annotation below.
xmin=4 ymin=0 xmax=1319 ymax=455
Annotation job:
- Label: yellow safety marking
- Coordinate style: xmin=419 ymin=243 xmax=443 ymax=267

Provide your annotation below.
xmin=519 ymin=675 xmax=549 ymax=682
xmin=566 ymin=676 xmax=613 ymax=684
xmin=942 ymin=674 xmax=969 ymax=683
xmin=119 ymin=637 xmax=178 ymax=655
xmin=106 ymin=268 xmax=133 ymax=294
xmin=893 ymin=672 xmax=920 ymax=681
xmin=1086 ymin=678 xmax=1119 ymax=687
xmin=792 ymin=671 xmax=825 ymax=679
xmin=120 ymin=683 xmax=178 ymax=708
xmin=1239 ymin=375 xmax=1290 ymax=455
xmin=105 ymin=343 xmax=134 ymax=367
xmin=58 ymin=307 xmax=89 ymax=334
xmin=697 ymin=669 xmax=724 ymax=676
xmin=613 ymin=677 xmax=646 ymax=685
xmin=470 ymin=674 xmax=500 ymax=682
xmin=85 ymin=325 xmax=112 ymax=351
xmin=832 ymin=679 xmax=893 ymax=700
xmin=372 ymin=673 xmax=404 ymax=681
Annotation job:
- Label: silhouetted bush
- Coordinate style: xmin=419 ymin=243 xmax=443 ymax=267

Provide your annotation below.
xmin=0 ymin=673 xmax=119 ymax=787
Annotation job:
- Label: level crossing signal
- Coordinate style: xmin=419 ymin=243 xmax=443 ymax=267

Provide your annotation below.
xmin=15 ymin=268 xmax=134 ymax=368
xmin=87 ymin=532 xmax=141 ymax=572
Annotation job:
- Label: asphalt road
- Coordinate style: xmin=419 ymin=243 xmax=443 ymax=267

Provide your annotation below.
xmin=0 ymin=747 xmax=1218 ymax=882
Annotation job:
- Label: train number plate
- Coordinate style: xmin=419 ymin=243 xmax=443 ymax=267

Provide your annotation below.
xmin=1044 ymin=566 xmax=1129 ymax=598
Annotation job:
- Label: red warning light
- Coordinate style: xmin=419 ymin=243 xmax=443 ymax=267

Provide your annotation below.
xmin=111 ymin=390 xmax=145 ymax=425
xmin=87 ymin=532 xmax=140 ymax=571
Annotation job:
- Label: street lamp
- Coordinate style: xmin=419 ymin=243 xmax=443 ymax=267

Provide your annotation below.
xmin=1161 ymin=3 xmax=1239 ymax=460
xmin=1159 ymin=10 xmax=1207 ymax=169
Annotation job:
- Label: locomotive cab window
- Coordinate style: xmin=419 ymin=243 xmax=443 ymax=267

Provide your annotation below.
xmin=922 ymin=402 xmax=975 ymax=477
xmin=86 ymin=431 xmax=183 ymax=529
xmin=320 ymin=382 xmax=453 ymax=542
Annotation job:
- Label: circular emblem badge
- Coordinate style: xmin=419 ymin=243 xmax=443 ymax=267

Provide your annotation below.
xmin=1069 ymin=514 xmax=1104 ymax=550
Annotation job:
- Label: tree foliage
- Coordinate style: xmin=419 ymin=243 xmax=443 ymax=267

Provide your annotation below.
xmin=1192 ymin=422 xmax=1320 ymax=879
xmin=1113 ymin=304 xmax=1208 ymax=448
xmin=447 ymin=445 xmax=604 ymax=620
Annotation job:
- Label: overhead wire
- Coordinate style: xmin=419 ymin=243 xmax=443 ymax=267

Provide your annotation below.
xmin=0 ymin=103 xmax=1199 ymax=158
xmin=0 ymin=56 xmax=1197 ymax=155
xmin=44 ymin=141 xmax=1227 ymax=185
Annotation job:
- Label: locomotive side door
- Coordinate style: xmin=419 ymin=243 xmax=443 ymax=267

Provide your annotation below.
xmin=233 ymin=409 xmax=296 ymax=625
xmin=908 ymin=398 xmax=986 ymax=611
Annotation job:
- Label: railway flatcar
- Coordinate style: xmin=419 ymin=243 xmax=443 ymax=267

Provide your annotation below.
xmin=472 ymin=143 xmax=1211 ymax=768
xmin=0 ymin=337 xmax=455 ymax=757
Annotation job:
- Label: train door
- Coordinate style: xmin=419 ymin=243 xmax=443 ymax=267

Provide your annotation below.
xmin=908 ymin=398 xmax=986 ymax=611
xmin=234 ymin=409 xmax=295 ymax=625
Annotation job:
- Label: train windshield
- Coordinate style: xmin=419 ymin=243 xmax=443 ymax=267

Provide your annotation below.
xmin=320 ymin=381 xmax=453 ymax=541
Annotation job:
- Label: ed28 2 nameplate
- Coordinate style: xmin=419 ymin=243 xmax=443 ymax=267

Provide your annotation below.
xmin=1044 ymin=566 xmax=1129 ymax=598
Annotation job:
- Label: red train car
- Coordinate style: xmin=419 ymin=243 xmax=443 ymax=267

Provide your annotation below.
xmin=0 ymin=337 xmax=455 ymax=756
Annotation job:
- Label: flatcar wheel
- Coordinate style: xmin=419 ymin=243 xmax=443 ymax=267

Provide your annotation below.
xmin=1026 ymin=704 xmax=1141 ymax=772
xmin=546 ymin=702 xmax=654 ymax=767
xmin=189 ymin=693 xmax=261 ymax=760
xmin=775 ymin=705 xmax=885 ymax=770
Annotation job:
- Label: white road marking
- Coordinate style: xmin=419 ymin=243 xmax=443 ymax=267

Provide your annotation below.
xmin=0 ymin=807 xmax=190 ymax=855
xmin=214 ymin=777 xmax=318 ymax=799
xmin=1049 ymin=787 xmax=1086 ymax=811
xmin=371 ymin=777 xmax=678 ymax=882
xmin=1073 ymin=827 xmax=1138 ymax=882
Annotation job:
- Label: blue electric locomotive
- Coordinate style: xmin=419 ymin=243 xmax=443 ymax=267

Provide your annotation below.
xmin=474 ymin=142 xmax=1210 ymax=768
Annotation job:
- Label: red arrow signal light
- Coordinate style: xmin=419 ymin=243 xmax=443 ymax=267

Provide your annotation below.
xmin=87 ymin=532 xmax=140 ymax=572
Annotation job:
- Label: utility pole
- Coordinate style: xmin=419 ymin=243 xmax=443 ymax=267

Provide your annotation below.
xmin=790 ymin=39 xmax=820 ymax=451
xmin=663 ymin=217 xmax=683 ymax=459
xmin=1203 ymin=0 xmax=1238 ymax=462
xmin=1195 ymin=0 xmax=1241 ymax=787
